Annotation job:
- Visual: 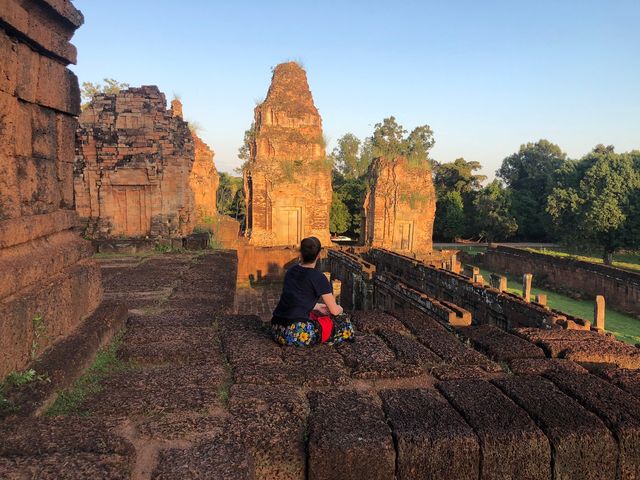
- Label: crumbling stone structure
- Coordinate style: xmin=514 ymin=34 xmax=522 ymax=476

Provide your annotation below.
xmin=75 ymin=87 xmax=218 ymax=238
xmin=0 ymin=0 xmax=102 ymax=377
xmin=171 ymin=98 xmax=219 ymax=226
xmin=482 ymin=245 xmax=640 ymax=317
xmin=362 ymin=156 xmax=436 ymax=256
xmin=243 ymin=62 xmax=332 ymax=246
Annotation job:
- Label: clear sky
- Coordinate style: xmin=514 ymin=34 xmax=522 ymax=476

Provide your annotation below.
xmin=71 ymin=0 xmax=640 ymax=176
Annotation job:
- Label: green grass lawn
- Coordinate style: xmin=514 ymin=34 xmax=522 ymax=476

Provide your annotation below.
xmin=479 ymin=267 xmax=640 ymax=345
xmin=526 ymin=247 xmax=640 ymax=273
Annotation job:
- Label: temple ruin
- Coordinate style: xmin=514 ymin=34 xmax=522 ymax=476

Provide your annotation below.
xmin=0 ymin=0 xmax=102 ymax=378
xmin=173 ymin=98 xmax=220 ymax=227
xmin=3 ymin=2 xmax=640 ymax=479
xmin=74 ymin=87 xmax=218 ymax=238
xmin=243 ymin=62 xmax=332 ymax=246
xmin=362 ymin=156 xmax=436 ymax=256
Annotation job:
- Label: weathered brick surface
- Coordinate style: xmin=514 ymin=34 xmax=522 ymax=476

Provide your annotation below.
xmin=494 ymin=375 xmax=618 ymax=480
xmin=381 ymin=388 xmax=479 ymax=480
xmin=351 ymin=309 xmax=408 ymax=334
xmin=362 ymin=156 xmax=435 ymax=256
xmin=601 ymin=367 xmax=640 ymax=398
xmin=457 ymin=325 xmax=545 ymax=361
xmin=0 ymin=0 xmax=101 ymax=378
xmin=378 ymin=330 xmax=442 ymax=366
xmin=437 ymin=379 xmax=551 ymax=480
xmin=153 ymin=440 xmax=255 ymax=480
xmin=243 ymin=62 xmax=332 ymax=246
xmin=228 ymin=384 xmax=308 ymax=480
xmin=0 ymin=417 xmax=134 ymax=479
xmin=415 ymin=328 xmax=500 ymax=371
xmin=336 ymin=333 xmax=422 ymax=378
xmin=546 ymin=370 xmax=640 ymax=480
xmin=395 ymin=307 xmax=448 ymax=334
xmin=307 ymin=390 xmax=395 ymax=480
xmin=509 ymin=358 xmax=588 ymax=376
xmin=75 ymin=87 xmax=218 ymax=238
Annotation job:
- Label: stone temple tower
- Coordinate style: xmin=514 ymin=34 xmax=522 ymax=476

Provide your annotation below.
xmin=362 ymin=156 xmax=436 ymax=256
xmin=243 ymin=62 xmax=332 ymax=247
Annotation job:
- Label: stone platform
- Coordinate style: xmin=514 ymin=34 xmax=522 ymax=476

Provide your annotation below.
xmin=2 ymin=251 xmax=640 ymax=479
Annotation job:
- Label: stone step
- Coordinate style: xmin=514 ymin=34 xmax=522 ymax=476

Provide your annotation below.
xmin=437 ymin=379 xmax=551 ymax=479
xmin=380 ymin=388 xmax=479 ymax=479
xmin=494 ymin=375 xmax=618 ymax=479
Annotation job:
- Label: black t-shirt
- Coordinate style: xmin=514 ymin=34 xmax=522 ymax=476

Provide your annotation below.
xmin=272 ymin=264 xmax=332 ymax=325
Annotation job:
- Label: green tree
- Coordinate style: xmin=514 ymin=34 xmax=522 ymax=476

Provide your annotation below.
xmin=547 ymin=146 xmax=640 ymax=264
xmin=80 ymin=78 xmax=129 ymax=109
xmin=472 ymin=180 xmax=518 ymax=242
xmin=332 ymin=171 xmax=367 ymax=235
xmin=236 ymin=123 xmax=255 ymax=174
xmin=434 ymin=158 xmax=486 ymax=196
xmin=370 ymin=116 xmax=435 ymax=166
xmin=497 ymin=139 xmax=567 ymax=240
xmin=433 ymin=157 xmax=486 ymax=240
xmin=434 ymin=190 xmax=465 ymax=241
xmin=331 ymin=133 xmax=362 ymax=178
xmin=371 ymin=116 xmax=407 ymax=160
xmin=330 ymin=192 xmax=351 ymax=234
xmin=405 ymin=124 xmax=435 ymax=166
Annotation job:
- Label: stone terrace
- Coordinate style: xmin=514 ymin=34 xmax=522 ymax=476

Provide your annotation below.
xmin=2 ymin=251 xmax=640 ymax=479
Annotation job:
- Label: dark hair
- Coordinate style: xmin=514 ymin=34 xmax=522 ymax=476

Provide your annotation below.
xmin=300 ymin=236 xmax=321 ymax=263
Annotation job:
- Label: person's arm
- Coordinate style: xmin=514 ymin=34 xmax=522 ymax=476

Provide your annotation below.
xmin=321 ymin=293 xmax=343 ymax=316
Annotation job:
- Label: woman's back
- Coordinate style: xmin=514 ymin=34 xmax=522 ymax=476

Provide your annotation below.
xmin=272 ymin=264 xmax=331 ymax=324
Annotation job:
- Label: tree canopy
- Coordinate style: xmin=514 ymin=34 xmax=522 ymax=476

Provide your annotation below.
xmin=497 ymin=139 xmax=566 ymax=240
xmin=472 ymin=180 xmax=518 ymax=242
xmin=370 ymin=116 xmax=435 ymax=166
xmin=80 ymin=78 xmax=129 ymax=109
xmin=547 ymin=146 xmax=640 ymax=263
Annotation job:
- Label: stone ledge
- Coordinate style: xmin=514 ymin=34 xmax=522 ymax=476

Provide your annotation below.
xmin=0 ymin=209 xmax=78 ymax=249
xmin=0 ymin=230 xmax=93 ymax=300
xmin=0 ymin=0 xmax=79 ymax=64
xmin=0 ymin=301 xmax=127 ymax=418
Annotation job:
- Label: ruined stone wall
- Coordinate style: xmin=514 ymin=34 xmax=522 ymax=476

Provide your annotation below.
xmin=327 ymin=249 xmax=375 ymax=310
xmin=0 ymin=0 xmax=102 ymax=378
xmin=482 ymin=245 xmax=640 ymax=317
xmin=169 ymin=98 xmax=219 ymax=226
xmin=243 ymin=62 xmax=332 ymax=247
xmin=374 ymin=272 xmax=471 ymax=326
xmin=365 ymin=248 xmax=572 ymax=330
xmin=75 ymin=87 xmax=205 ymax=238
xmin=362 ymin=156 xmax=436 ymax=256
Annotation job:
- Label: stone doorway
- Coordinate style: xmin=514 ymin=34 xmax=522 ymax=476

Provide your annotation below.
xmin=274 ymin=206 xmax=302 ymax=246
xmin=395 ymin=221 xmax=413 ymax=251
xmin=112 ymin=187 xmax=151 ymax=237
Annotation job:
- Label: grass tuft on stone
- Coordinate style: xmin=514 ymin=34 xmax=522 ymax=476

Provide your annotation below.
xmin=47 ymin=331 xmax=131 ymax=416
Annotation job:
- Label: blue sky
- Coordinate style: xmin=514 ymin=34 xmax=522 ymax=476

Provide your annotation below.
xmin=72 ymin=0 xmax=640 ymax=176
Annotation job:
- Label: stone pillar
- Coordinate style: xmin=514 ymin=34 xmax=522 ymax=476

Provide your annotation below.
xmin=332 ymin=279 xmax=342 ymax=303
xmin=464 ymin=265 xmax=480 ymax=278
xmin=594 ymin=295 xmax=606 ymax=331
xmin=449 ymin=253 xmax=457 ymax=272
xmin=472 ymin=273 xmax=484 ymax=285
xmin=490 ymin=274 xmax=507 ymax=292
xmin=522 ymin=274 xmax=533 ymax=302
xmin=535 ymin=294 xmax=547 ymax=307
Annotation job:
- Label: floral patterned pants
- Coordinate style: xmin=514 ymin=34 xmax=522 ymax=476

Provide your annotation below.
xmin=271 ymin=314 xmax=354 ymax=347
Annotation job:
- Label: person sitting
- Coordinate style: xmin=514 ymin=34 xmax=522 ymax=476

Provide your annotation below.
xmin=271 ymin=236 xmax=354 ymax=346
